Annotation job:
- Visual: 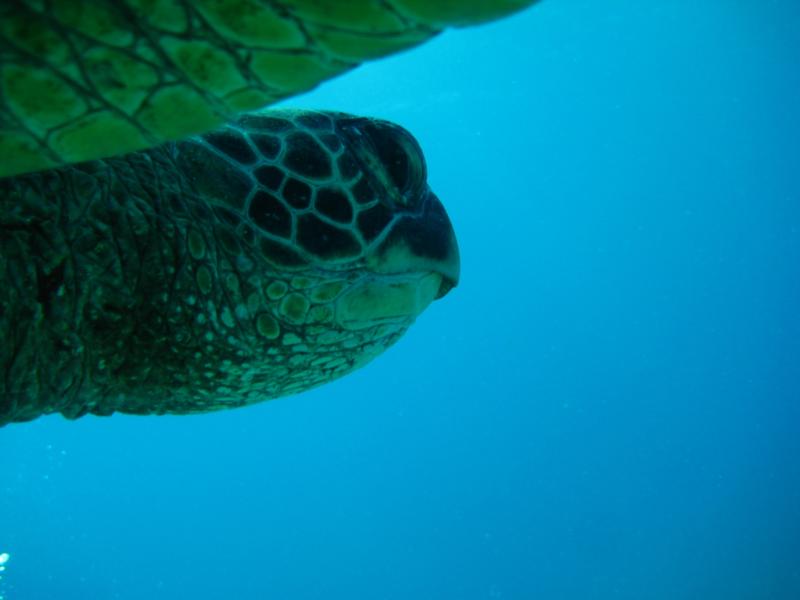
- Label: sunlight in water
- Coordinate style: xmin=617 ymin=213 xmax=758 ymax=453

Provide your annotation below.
xmin=0 ymin=551 xmax=8 ymax=599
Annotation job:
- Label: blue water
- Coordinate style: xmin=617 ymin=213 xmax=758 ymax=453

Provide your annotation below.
xmin=2 ymin=2 xmax=799 ymax=598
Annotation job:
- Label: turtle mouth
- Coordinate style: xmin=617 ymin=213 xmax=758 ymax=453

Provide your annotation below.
xmin=334 ymin=271 xmax=448 ymax=330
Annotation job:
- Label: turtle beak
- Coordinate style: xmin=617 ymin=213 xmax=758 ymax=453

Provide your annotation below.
xmin=426 ymin=192 xmax=460 ymax=299
xmin=370 ymin=189 xmax=460 ymax=300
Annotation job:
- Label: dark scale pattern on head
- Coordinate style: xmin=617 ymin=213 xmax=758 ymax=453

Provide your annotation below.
xmin=238 ymin=115 xmax=292 ymax=133
xmin=351 ymin=177 xmax=375 ymax=204
xmin=297 ymin=214 xmax=361 ymax=259
xmin=251 ymin=133 xmax=281 ymax=160
xmin=337 ymin=153 xmax=359 ymax=180
xmin=320 ymin=133 xmax=342 ymax=153
xmin=315 ymin=188 xmax=353 ymax=223
xmin=296 ymin=112 xmax=334 ymax=131
xmin=282 ymin=178 xmax=312 ymax=209
xmin=358 ymin=203 xmax=393 ymax=243
xmin=359 ymin=121 xmax=425 ymax=200
xmin=249 ymin=191 xmax=292 ymax=238
xmin=204 ymin=130 xmax=257 ymax=165
xmin=254 ymin=165 xmax=284 ymax=191
xmin=284 ymin=132 xmax=332 ymax=180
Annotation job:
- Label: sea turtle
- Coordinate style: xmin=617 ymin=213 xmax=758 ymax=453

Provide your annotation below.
xmin=0 ymin=0 xmax=537 ymax=425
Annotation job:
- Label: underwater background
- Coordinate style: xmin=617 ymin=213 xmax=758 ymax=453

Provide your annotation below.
xmin=2 ymin=1 xmax=799 ymax=598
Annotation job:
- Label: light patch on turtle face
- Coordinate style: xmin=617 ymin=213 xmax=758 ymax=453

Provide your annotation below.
xmin=366 ymin=238 xmax=416 ymax=276
xmin=335 ymin=272 xmax=442 ymax=330
xmin=367 ymin=234 xmax=459 ymax=294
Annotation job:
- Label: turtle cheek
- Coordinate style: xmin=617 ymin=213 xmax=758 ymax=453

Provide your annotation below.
xmin=334 ymin=272 xmax=444 ymax=330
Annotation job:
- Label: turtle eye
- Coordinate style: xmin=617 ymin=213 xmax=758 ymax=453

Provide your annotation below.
xmin=360 ymin=121 xmax=428 ymax=206
xmin=339 ymin=118 xmax=428 ymax=207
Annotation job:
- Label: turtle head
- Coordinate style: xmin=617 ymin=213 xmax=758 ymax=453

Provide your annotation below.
xmin=176 ymin=110 xmax=460 ymax=327
xmin=333 ymin=115 xmax=460 ymax=298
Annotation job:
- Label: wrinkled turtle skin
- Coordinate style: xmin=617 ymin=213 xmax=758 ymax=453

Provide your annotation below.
xmin=0 ymin=1 xmax=537 ymax=424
